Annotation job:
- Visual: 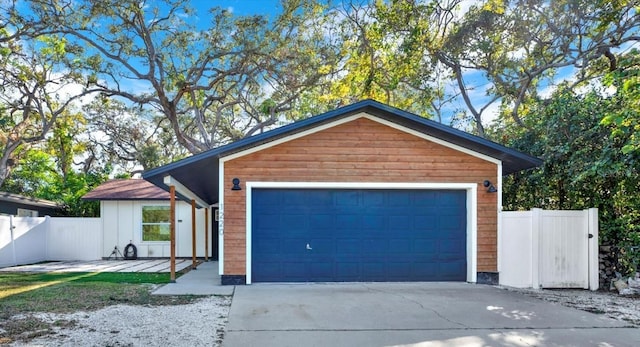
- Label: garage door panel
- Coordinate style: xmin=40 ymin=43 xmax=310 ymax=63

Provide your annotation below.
xmin=412 ymin=238 xmax=440 ymax=251
xmin=438 ymin=261 xmax=466 ymax=280
xmin=252 ymin=189 xmax=466 ymax=282
xmin=362 ymin=214 xmax=386 ymax=230
xmin=335 ymin=263 xmax=359 ymax=280
xmin=362 ymin=262 xmax=386 ymax=278
xmin=362 ymin=191 xmax=385 ymax=206
xmin=282 ymin=262 xmax=306 ymax=281
xmin=336 ymin=239 xmax=360 ymax=253
xmin=412 ymin=263 xmax=439 ymax=277
xmin=388 ymin=265 xmax=412 ymax=280
xmin=389 ymin=239 xmax=412 ymax=253
xmin=279 ymin=238 xmax=307 ymax=256
xmin=335 ymin=214 xmax=361 ymax=228
xmin=411 ymin=253 xmax=440 ymax=263
xmin=440 ymin=239 xmax=465 ymax=253
xmin=388 ymin=215 xmax=411 ymax=229
xmin=253 ymin=238 xmax=279 ymax=257
xmin=255 ymin=261 xmax=282 ymax=280
xmin=335 ymin=191 xmax=359 ymax=206
xmin=413 ymin=191 xmax=437 ymax=206
xmin=280 ymin=214 xmax=307 ymax=230
xmin=310 ymin=214 xmax=334 ymax=230
xmin=413 ymin=215 xmax=438 ymax=231
xmin=309 ymin=262 xmax=333 ymax=280
xmin=254 ymin=213 xmax=280 ymax=229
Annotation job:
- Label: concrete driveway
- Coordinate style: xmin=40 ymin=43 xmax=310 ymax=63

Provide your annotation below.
xmin=224 ymin=282 xmax=639 ymax=347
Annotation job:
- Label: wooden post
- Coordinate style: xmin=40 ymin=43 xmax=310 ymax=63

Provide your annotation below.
xmin=204 ymin=208 xmax=209 ymax=261
xmin=170 ymin=185 xmax=176 ymax=283
xmin=191 ymin=199 xmax=197 ymax=269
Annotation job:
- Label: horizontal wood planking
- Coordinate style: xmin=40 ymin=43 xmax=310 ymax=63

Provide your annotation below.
xmin=223 ymin=117 xmax=499 ymax=275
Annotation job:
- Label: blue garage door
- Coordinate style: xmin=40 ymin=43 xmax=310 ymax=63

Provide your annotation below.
xmin=252 ymin=189 xmax=467 ymax=282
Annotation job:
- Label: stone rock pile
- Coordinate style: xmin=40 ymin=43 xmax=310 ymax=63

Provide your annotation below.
xmin=599 ymin=245 xmax=617 ymax=289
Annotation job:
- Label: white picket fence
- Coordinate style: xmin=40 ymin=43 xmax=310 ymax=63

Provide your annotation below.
xmin=500 ymin=208 xmax=599 ymax=290
xmin=0 ymin=216 xmax=101 ymax=268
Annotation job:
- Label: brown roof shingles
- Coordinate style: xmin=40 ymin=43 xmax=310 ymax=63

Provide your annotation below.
xmin=82 ymin=179 xmax=169 ymax=201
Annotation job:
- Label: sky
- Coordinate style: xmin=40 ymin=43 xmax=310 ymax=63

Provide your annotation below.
xmin=36 ymin=0 xmax=595 ymax=129
xmin=205 ymin=0 xmax=284 ymax=16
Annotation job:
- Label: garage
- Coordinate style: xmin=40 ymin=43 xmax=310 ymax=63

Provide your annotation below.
xmin=143 ymin=99 xmax=543 ymax=285
xmin=251 ymin=188 xmax=467 ymax=282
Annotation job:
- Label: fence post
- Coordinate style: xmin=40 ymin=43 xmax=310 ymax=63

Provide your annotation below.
xmin=9 ymin=215 xmax=16 ymax=266
xmin=44 ymin=215 xmax=51 ymax=261
xmin=531 ymin=208 xmax=542 ymax=289
xmin=588 ymin=208 xmax=599 ymax=291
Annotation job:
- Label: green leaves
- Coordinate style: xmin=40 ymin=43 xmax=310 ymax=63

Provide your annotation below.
xmin=490 ymin=83 xmax=640 ymax=275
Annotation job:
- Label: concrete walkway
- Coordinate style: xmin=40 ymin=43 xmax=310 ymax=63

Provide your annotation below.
xmin=152 ymin=260 xmax=234 ymax=296
xmin=224 ymin=282 xmax=640 ymax=347
xmin=0 ymin=259 xmax=193 ymax=273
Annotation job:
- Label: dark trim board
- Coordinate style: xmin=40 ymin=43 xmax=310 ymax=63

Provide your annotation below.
xmin=476 ymin=272 xmax=499 ymax=285
xmin=221 ymin=275 xmax=246 ymax=285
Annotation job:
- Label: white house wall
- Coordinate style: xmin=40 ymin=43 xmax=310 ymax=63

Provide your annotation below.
xmin=100 ymin=200 xmax=211 ymax=258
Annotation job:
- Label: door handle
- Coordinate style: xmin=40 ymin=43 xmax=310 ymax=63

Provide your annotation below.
xmin=306 ymin=243 xmax=312 ymax=250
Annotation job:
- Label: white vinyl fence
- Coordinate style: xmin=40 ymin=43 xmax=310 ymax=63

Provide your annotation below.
xmin=0 ymin=216 xmax=101 ymax=268
xmin=47 ymin=218 xmax=102 ymax=261
xmin=500 ymin=208 xmax=599 ymax=290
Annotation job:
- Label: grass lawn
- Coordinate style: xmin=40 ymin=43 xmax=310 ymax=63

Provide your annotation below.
xmin=0 ymin=272 xmax=202 ymax=344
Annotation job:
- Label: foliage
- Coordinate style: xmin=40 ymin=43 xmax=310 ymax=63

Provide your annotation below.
xmin=1 ymin=147 xmax=108 ymax=216
xmin=82 ymin=96 xmax=187 ymax=173
xmin=0 ymin=109 xmax=111 ymax=217
xmin=311 ymin=0 xmax=640 ymax=135
xmin=489 ymin=84 xmax=640 ymax=275
xmin=0 ymin=29 xmax=99 ymax=187
xmin=601 ymin=49 xmax=640 ymax=157
xmin=26 ymin=0 xmax=339 ymax=155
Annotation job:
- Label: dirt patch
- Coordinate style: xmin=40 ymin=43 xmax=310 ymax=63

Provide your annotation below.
xmin=4 ymin=295 xmax=231 ymax=347
xmin=503 ymin=286 xmax=640 ymax=326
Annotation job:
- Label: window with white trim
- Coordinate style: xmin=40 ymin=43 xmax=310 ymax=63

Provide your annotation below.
xmin=142 ymin=205 xmax=170 ymax=242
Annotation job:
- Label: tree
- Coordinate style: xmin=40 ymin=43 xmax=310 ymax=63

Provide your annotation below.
xmin=490 ymin=85 xmax=640 ymax=275
xmin=327 ymin=0 xmax=640 ymax=136
xmin=291 ymin=1 xmax=444 ymax=120
xmin=1 ymin=108 xmax=111 ymax=216
xmin=439 ymin=0 xmax=640 ymax=134
xmin=82 ymin=96 xmax=188 ymax=174
xmin=0 ymin=28 xmax=99 ymax=186
xmin=601 ymin=49 xmax=640 ymax=157
xmin=27 ymin=0 xmax=339 ymax=157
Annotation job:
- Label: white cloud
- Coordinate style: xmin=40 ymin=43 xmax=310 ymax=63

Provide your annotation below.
xmin=481 ymin=101 xmax=501 ymax=126
xmin=455 ymin=0 xmax=478 ymax=19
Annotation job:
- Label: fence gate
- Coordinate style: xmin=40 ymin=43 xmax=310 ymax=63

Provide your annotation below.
xmin=539 ymin=210 xmax=589 ymax=288
xmin=500 ymin=208 xmax=599 ymax=290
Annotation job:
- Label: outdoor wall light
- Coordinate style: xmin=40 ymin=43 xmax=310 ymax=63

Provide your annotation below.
xmin=483 ymin=180 xmax=497 ymax=193
xmin=231 ymin=178 xmax=242 ymax=191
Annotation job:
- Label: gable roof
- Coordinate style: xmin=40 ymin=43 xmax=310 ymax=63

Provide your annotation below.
xmin=143 ymin=99 xmax=542 ymax=206
xmin=82 ymin=179 xmax=170 ymax=201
